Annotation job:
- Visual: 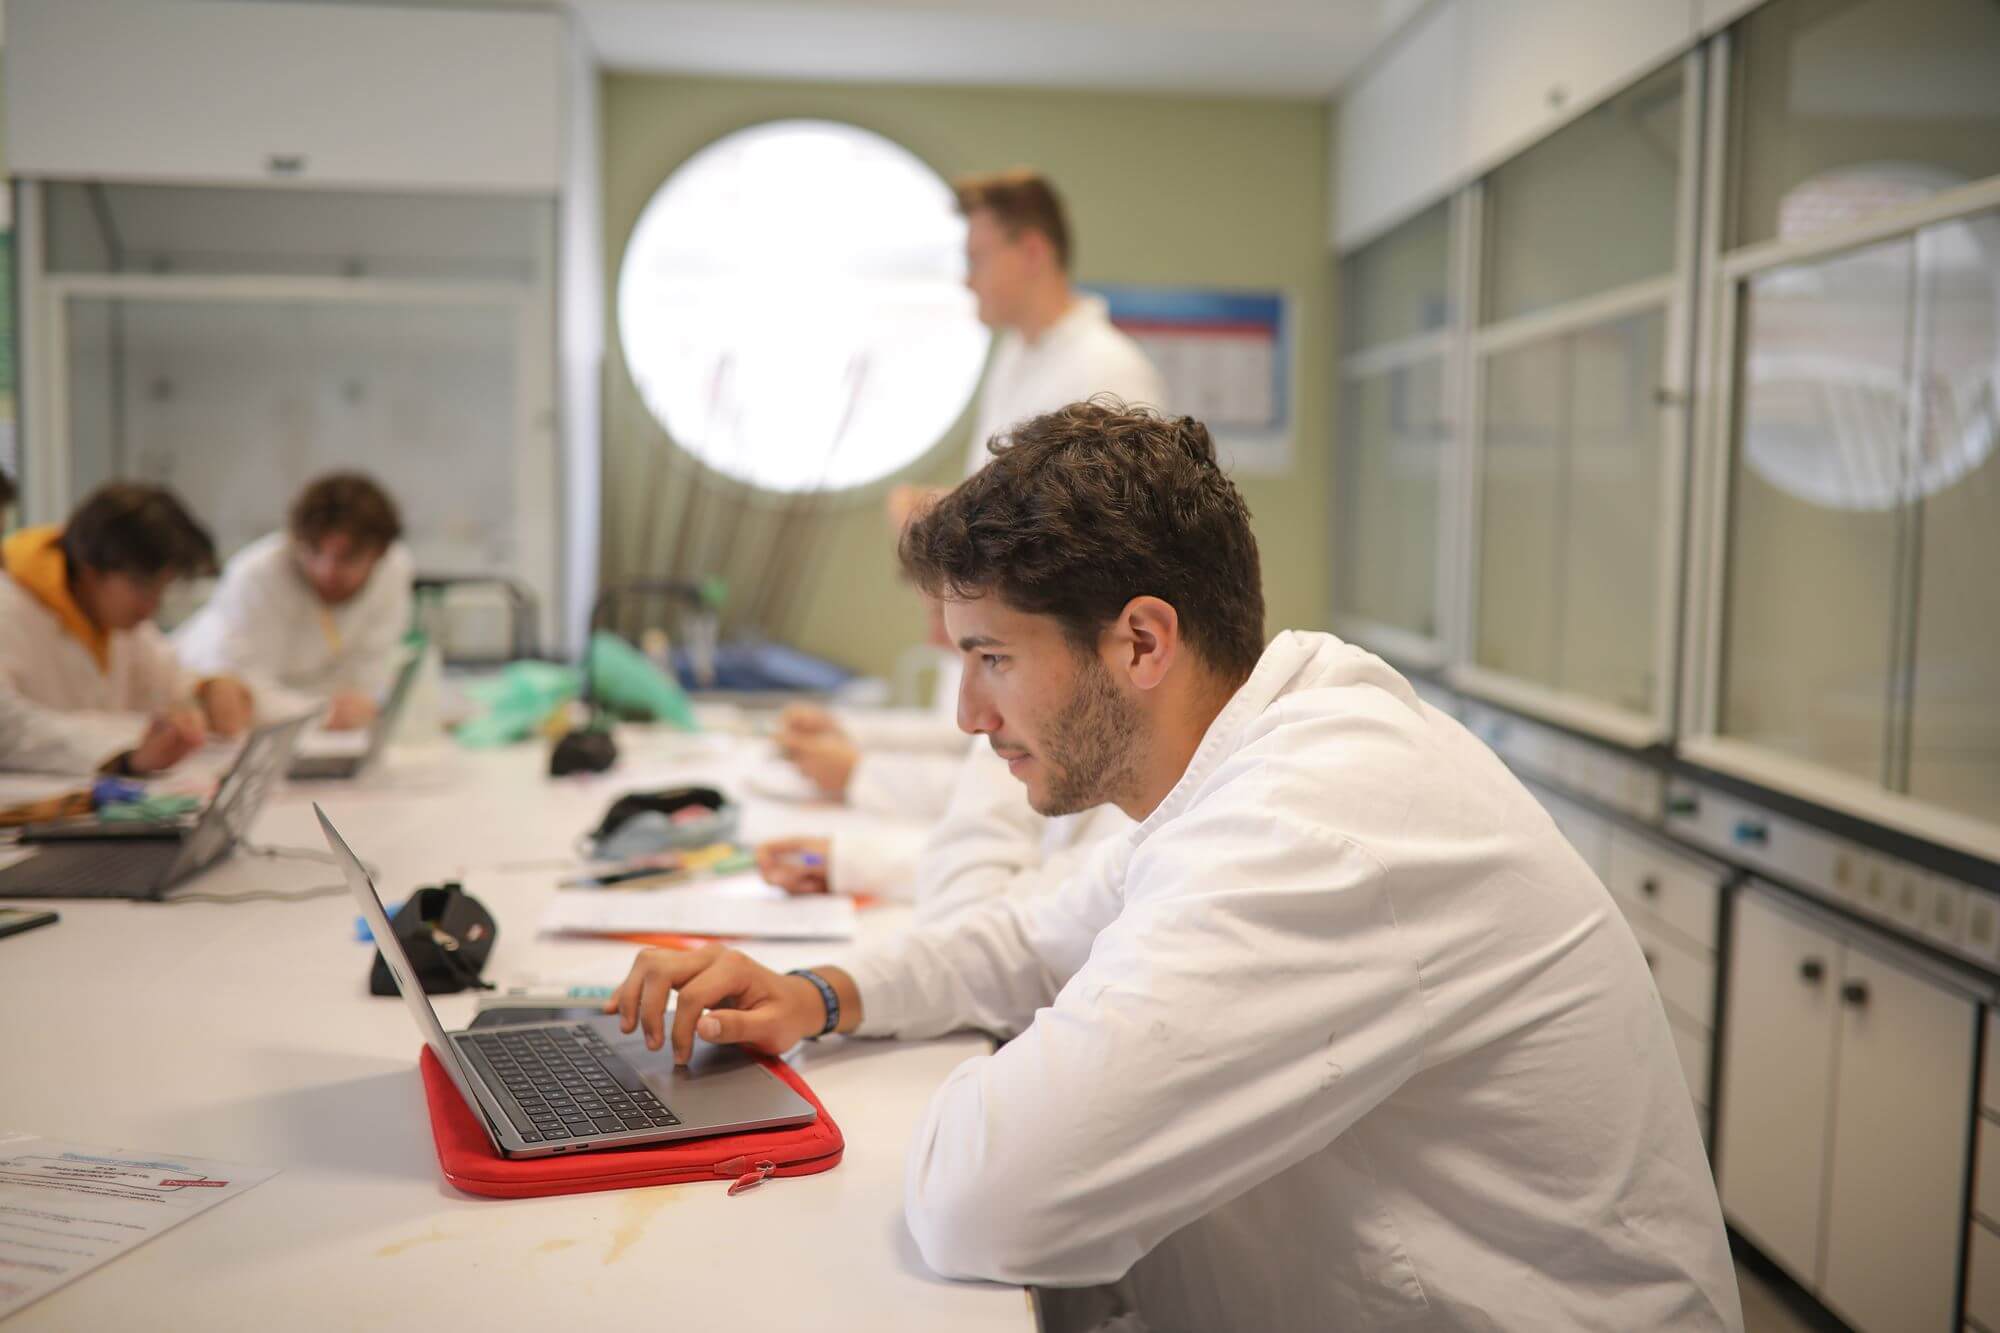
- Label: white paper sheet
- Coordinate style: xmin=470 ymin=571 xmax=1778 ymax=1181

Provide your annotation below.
xmin=0 ymin=1133 xmax=277 ymax=1319
xmin=539 ymin=874 xmax=858 ymax=941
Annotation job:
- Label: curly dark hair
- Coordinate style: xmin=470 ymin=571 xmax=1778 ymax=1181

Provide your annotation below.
xmin=289 ymin=472 xmax=402 ymax=553
xmin=900 ymin=399 xmax=1265 ymax=681
xmin=59 ymin=482 xmax=217 ymax=581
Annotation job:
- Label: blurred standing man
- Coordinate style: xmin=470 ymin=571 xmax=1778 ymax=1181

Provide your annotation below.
xmin=954 ymin=169 xmax=1166 ymax=475
xmin=770 ymin=172 xmax=1162 ymax=902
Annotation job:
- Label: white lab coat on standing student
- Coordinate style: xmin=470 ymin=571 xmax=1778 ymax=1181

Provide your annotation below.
xmin=843 ymin=630 xmax=1743 ymax=1332
xmin=965 ymin=293 xmax=1167 ymax=472
xmin=175 ymin=532 xmax=414 ymax=722
xmin=829 ymin=297 xmax=1163 ymax=897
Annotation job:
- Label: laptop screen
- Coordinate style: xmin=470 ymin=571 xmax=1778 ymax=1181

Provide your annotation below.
xmin=314 ymin=804 xmax=493 ymax=1136
xmin=166 ymin=713 xmax=313 ymax=884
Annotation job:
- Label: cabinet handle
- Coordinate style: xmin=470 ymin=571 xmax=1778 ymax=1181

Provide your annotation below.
xmin=1642 ymin=949 xmax=1658 ymax=971
xmin=1841 ymin=980 xmax=1869 ymax=1008
xmin=1799 ymin=958 xmax=1825 ymax=984
xmin=266 ymin=153 xmax=307 ymax=177
xmin=1641 ymin=876 xmax=1660 ymax=898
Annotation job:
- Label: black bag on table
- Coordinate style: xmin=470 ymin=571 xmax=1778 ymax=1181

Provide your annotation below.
xmin=369 ymin=881 xmax=497 ymax=995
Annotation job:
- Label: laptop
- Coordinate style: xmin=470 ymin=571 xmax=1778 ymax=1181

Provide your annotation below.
xmin=0 ymin=713 xmax=313 ymax=900
xmin=316 ymin=805 xmax=817 ymax=1158
xmin=289 ymin=650 xmax=423 ymax=780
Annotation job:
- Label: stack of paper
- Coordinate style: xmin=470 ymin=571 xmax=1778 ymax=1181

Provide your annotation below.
xmin=0 ymin=1133 xmax=277 ymax=1320
xmin=539 ymin=873 xmax=858 ymax=941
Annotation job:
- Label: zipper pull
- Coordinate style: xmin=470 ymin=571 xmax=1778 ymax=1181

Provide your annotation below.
xmin=715 ymin=1157 xmax=777 ymax=1196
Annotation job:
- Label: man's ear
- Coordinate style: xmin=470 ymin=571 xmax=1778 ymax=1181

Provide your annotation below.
xmin=1108 ymin=596 xmax=1181 ymax=692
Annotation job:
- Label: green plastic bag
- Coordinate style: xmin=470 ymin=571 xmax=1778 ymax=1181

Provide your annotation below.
xmin=451 ymin=633 xmax=698 ymax=748
xmin=454 ymin=660 xmax=579 ymax=749
xmin=586 ymin=631 xmax=698 ymax=732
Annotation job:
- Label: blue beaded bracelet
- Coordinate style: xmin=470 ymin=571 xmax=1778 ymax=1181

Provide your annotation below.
xmin=789 ymin=968 xmax=840 ymax=1038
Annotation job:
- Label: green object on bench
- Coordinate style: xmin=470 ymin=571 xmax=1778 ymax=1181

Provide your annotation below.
xmin=451 ymin=632 xmax=698 ymax=748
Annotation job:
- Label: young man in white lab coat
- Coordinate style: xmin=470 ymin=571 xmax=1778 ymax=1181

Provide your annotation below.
xmin=176 ymin=472 xmax=414 ymax=732
xmin=612 ymin=402 xmax=1742 ymax=1331
xmin=0 ymin=482 xmax=249 ymax=775
xmin=759 ymin=171 xmax=1159 ymax=905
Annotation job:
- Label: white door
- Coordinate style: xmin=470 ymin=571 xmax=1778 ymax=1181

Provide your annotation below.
xmin=1716 ymin=892 xmax=1842 ymax=1283
xmin=1818 ymin=944 xmax=1976 ymax=1333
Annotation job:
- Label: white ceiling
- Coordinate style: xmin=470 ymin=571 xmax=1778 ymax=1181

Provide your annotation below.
xmin=574 ymin=0 xmax=1420 ymax=98
xmin=243 ymin=0 xmax=1425 ymax=99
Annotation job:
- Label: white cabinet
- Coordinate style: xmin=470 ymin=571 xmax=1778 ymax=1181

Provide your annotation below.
xmin=1454 ymin=0 xmax=1697 ymax=179
xmin=1332 ymin=0 xmax=1462 ymax=248
xmin=1335 ymin=0 xmax=1701 ymax=250
xmin=1718 ymin=889 xmax=1976 ymax=1333
xmin=1963 ymin=1017 xmax=2000 ymax=1333
xmin=1819 ymin=946 xmax=1976 ymax=1333
xmin=1607 ymin=830 xmax=1722 ymax=952
xmin=4 ymin=0 xmax=565 ymax=193
xmin=1717 ymin=892 xmax=1841 ymax=1276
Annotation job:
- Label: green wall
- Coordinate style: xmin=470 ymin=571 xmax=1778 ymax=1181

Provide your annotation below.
xmin=602 ymin=72 xmax=1334 ymax=678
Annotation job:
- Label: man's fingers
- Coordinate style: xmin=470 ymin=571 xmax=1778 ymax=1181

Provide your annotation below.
xmin=696 ymin=1006 xmax=787 ymax=1053
xmin=670 ymin=960 xmax=748 ymax=1064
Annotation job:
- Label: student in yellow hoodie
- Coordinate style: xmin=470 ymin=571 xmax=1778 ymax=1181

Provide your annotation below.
xmin=0 ymin=482 xmax=255 ymax=775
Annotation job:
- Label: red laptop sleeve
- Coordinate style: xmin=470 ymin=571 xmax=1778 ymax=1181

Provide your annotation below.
xmin=417 ymin=1046 xmax=845 ymax=1199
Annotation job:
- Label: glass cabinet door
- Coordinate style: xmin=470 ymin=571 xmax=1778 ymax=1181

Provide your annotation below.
xmin=1336 ymin=361 xmax=1447 ymax=638
xmin=1335 ymin=203 xmax=1454 ymax=653
xmin=1720 ymin=240 xmax=1912 ymax=785
xmin=1907 ymin=210 xmax=2000 ymax=821
xmin=1558 ymin=310 xmax=1666 ymax=715
xmin=1476 ymin=337 xmax=1565 ymax=687
xmin=1476 ymin=310 xmax=1666 ymax=713
xmin=1465 ymin=53 xmax=1689 ymax=734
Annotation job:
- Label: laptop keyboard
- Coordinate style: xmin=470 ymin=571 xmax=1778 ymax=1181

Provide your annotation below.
xmin=462 ymin=1024 xmax=681 ymax=1144
xmin=0 ymin=844 xmax=176 ymax=898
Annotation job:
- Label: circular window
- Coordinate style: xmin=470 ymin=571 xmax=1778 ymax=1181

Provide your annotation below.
xmin=617 ymin=120 xmax=990 ymax=493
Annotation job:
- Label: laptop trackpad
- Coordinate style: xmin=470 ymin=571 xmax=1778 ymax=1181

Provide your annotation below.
xmin=588 ymin=1014 xmax=813 ymax=1126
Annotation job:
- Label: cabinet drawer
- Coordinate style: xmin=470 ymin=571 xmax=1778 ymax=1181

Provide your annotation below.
xmin=1631 ymin=914 xmax=1716 ymax=1032
xmin=1668 ymin=1010 xmax=1711 ymax=1108
xmin=1609 ymin=830 xmax=1720 ymax=952
xmin=1969 ymin=1221 xmax=2000 ymax=1333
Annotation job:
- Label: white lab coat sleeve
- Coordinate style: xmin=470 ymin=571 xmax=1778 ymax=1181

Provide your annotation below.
xmin=894 ymin=774 xmax=1431 ymax=1287
xmin=828 ymin=826 xmax=923 ymax=898
xmin=841 ymin=710 xmax=967 ymax=754
xmin=347 ymin=545 xmax=415 ymax=697
xmin=844 ymin=750 xmax=960 ymax=823
xmin=174 ymin=559 xmax=318 ymax=721
xmin=908 ymin=744 xmax=1127 ymax=926
xmin=841 ymin=832 xmax=1131 ymax=1043
xmin=0 ymin=686 xmax=125 ymax=774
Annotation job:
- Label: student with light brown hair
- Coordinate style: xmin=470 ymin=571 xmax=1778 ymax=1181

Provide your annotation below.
xmin=176 ymin=471 xmax=414 ymax=731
